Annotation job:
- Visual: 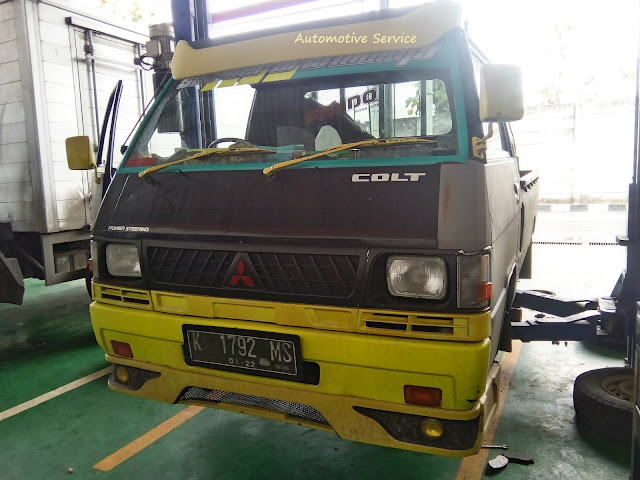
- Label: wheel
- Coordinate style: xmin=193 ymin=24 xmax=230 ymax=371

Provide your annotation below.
xmin=573 ymin=367 xmax=633 ymax=444
xmin=208 ymin=137 xmax=247 ymax=148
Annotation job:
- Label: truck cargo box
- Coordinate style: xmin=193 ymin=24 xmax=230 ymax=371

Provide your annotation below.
xmin=0 ymin=0 xmax=152 ymax=301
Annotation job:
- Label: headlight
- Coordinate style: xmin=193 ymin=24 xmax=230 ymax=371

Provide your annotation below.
xmin=387 ymin=256 xmax=447 ymax=299
xmin=106 ymin=244 xmax=142 ymax=277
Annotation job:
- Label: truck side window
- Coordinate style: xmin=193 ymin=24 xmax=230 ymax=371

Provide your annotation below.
xmin=214 ymin=84 xmax=255 ymax=138
xmin=504 ymin=123 xmax=518 ymax=158
xmin=303 ymin=79 xmax=453 ymax=141
xmin=484 ymin=122 xmax=509 ymax=158
xmin=147 ymin=92 xmax=187 ymax=157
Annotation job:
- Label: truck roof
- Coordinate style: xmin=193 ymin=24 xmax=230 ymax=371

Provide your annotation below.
xmin=171 ymin=1 xmax=461 ymax=81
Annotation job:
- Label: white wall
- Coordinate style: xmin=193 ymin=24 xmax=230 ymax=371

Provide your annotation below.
xmin=513 ymin=100 xmax=635 ymax=204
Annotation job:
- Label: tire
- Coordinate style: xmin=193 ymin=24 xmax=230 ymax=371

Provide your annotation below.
xmin=573 ymin=367 xmax=634 ymax=444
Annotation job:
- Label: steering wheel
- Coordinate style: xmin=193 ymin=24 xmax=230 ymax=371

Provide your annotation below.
xmin=208 ymin=137 xmax=247 ymax=148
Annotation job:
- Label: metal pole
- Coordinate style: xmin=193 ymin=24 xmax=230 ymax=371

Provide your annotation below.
xmin=628 ymin=1 xmax=639 ymax=475
xmin=170 ymin=0 xmax=202 ymax=148
xmin=626 ymin=0 xmax=640 ymax=368
xmin=86 ymin=30 xmax=101 ymax=142
xmin=136 ymin=43 xmax=146 ymax=111
xmin=171 ymin=0 xmax=195 ymax=42
xmin=633 ymin=18 xmax=639 ymax=185
xmin=194 ymin=0 xmax=215 ymax=143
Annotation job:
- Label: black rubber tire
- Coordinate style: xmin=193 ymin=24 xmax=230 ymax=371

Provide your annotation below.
xmin=573 ymin=367 xmax=633 ymax=444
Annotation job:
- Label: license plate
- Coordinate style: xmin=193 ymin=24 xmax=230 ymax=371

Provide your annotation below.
xmin=182 ymin=325 xmax=303 ymax=380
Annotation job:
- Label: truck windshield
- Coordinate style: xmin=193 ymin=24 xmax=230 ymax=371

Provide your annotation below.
xmin=125 ymin=68 xmax=458 ymax=170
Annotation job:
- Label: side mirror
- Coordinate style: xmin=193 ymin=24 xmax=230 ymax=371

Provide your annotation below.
xmin=479 ymin=64 xmax=524 ymax=122
xmin=66 ymin=136 xmax=99 ymax=183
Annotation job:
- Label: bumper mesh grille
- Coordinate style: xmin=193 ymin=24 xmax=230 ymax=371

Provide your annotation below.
xmin=148 ymin=247 xmax=359 ymax=298
xmin=179 ymin=387 xmax=329 ymax=425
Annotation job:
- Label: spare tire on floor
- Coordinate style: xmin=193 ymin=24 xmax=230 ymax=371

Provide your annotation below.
xmin=573 ymin=367 xmax=634 ymax=444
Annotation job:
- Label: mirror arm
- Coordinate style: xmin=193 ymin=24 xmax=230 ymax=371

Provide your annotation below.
xmin=482 ymin=122 xmax=494 ymax=142
xmin=472 ymin=123 xmax=494 ymax=160
xmin=92 ymin=163 xmax=100 ymax=184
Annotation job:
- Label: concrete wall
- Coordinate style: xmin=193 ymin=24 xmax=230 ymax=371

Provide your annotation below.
xmin=513 ymin=100 xmax=635 ymax=204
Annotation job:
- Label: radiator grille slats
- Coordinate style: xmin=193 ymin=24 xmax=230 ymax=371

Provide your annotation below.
xmin=148 ymin=247 xmax=359 ymax=298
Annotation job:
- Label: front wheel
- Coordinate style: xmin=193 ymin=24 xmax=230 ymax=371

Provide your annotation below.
xmin=573 ymin=367 xmax=633 ymax=444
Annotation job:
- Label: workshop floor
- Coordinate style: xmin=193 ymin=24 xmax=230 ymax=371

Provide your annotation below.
xmin=0 ymin=211 xmax=632 ymax=479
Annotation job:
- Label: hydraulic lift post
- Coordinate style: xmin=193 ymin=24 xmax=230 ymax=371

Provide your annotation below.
xmin=169 ymin=0 xmax=214 ymax=147
xmin=630 ymin=12 xmax=640 ymax=475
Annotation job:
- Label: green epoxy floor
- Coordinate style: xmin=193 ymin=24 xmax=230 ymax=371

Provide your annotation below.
xmin=482 ymin=341 xmax=630 ymax=479
xmin=0 ymin=277 xmax=632 ymax=479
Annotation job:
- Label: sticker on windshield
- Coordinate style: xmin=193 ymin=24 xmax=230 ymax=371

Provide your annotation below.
xmin=347 ymin=89 xmax=378 ymax=111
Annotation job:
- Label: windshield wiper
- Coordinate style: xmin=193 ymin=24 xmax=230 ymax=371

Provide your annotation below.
xmin=262 ymin=137 xmax=436 ymax=176
xmin=139 ymin=147 xmax=275 ymax=178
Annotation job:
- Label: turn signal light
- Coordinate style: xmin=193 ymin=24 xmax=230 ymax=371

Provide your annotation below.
xmin=457 ymin=253 xmax=490 ymax=308
xmin=404 ymin=385 xmax=442 ymax=407
xmin=477 ymin=282 xmax=493 ymax=302
xmin=111 ymin=340 xmax=133 ymax=358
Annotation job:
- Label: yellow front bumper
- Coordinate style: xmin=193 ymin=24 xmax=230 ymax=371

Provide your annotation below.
xmin=91 ymin=298 xmax=497 ymax=456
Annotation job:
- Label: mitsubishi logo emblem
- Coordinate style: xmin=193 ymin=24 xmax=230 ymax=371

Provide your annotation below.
xmin=230 ymin=259 xmax=254 ymax=287
xmin=223 ymin=253 xmax=264 ymax=289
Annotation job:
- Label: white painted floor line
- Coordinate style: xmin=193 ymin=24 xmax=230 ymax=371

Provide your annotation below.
xmin=0 ymin=367 xmax=111 ymax=422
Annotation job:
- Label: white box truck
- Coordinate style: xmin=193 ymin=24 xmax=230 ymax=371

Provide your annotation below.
xmin=0 ymin=0 xmax=152 ymax=304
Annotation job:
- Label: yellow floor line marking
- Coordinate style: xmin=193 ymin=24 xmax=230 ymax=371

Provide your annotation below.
xmin=455 ymin=340 xmax=523 ymax=480
xmin=0 ymin=367 xmax=111 ymax=422
xmin=93 ymin=405 xmax=205 ymax=472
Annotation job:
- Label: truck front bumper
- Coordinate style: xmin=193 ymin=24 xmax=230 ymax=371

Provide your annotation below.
xmin=91 ymin=300 xmax=498 ymax=456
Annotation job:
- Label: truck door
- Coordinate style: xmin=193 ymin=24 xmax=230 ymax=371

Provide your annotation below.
xmin=484 ymin=123 xmax=521 ymax=361
xmin=484 ymin=123 xmax=521 ymax=242
xmin=69 ymin=25 xmax=150 ymax=226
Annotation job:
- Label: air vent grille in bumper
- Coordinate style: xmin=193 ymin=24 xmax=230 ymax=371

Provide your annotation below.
xmin=93 ymin=285 xmax=152 ymax=310
xmin=355 ymin=310 xmax=485 ymax=341
xmin=148 ymin=247 xmax=359 ymax=298
xmin=179 ymin=387 xmax=329 ymax=425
